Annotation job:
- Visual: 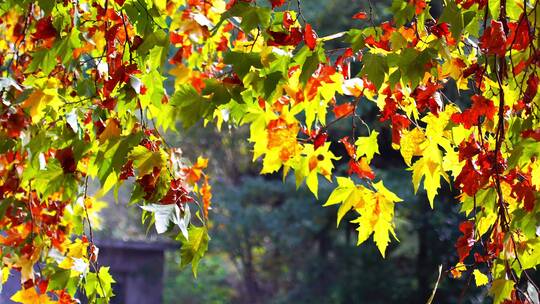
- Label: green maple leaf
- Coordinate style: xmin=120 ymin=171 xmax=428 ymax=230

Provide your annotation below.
xmin=179 ymin=226 xmax=210 ymax=278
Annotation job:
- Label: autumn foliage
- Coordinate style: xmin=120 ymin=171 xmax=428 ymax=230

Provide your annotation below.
xmin=0 ymin=0 xmax=538 ymax=303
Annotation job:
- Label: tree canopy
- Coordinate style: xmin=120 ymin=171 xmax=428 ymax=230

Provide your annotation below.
xmin=0 ymin=0 xmax=538 ymax=303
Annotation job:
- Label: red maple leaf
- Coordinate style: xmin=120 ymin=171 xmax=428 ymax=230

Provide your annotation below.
xmin=1 ymin=107 xmax=30 ymax=138
xmin=454 ymin=158 xmax=490 ymax=196
xmin=455 ymin=221 xmax=475 ymax=262
xmin=512 ymin=180 xmax=536 ymax=212
xmin=352 ymin=12 xmax=367 ymax=20
xmin=462 ymin=63 xmax=481 ymax=79
xmin=348 ymin=158 xmax=375 ymax=180
xmin=412 ymin=81 xmax=442 ymax=115
xmin=364 ymin=22 xmax=395 ymax=51
xmin=269 ymin=0 xmax=286 ymax=8
xmin=521 ymin=129 xmax=540 ymax=141
xmin=507 ymin=15 xmax=531 ymax=51
xmin=458 ymin=139 xmax=483 ymax=161
xmin=137 ymin=167 xmax=161 ymax=200
xmin=304 ymin=23 xmax=317 ymax=51
xmin=479 ymin=20 xmax=507 ymax=56
xmin=283 ymin=12 xmax=294 ymax=29
xmin=451 ymin=95 xmax=497 ymax=129
xmin=312 ymin=130 xmax=328 ymax=150
xmin=160 ymin=179 xmax=193 ymax=206
xmin=339 ymin=136 xmax=356 ymax=158
xmin=333 ymin=102 xmax=355 ymax=118
xmin=429 ymin=22 xmax=450 ymax=38
xmin=409 ymin=0 xmax=426 ymax=14
xmin=523 ymin=74 xmax=538 ymax=104
xmin=55 ymin=147 xmax=76 ymax=174
xmin=32 ymin=17 xmax=57 ymax=41
xmin=119 ymin=160 xmax=135 ymax=180
xmin=170 ymin=32 xmax=184 ymax=44
xmin=390 ymin=114 xmax=411 ymax=145
xmin=268 ymin=28 xmax=303 ymax=47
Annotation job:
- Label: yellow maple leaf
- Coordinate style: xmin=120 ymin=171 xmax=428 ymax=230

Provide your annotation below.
xmin=22 ymin=90 xmax=55 ymax=123
xmin=67 ymin=238 xmax=89 ymax=259
xmin=302 ymin=143 xmax=340 ymax=197
xmin=351 ymin=181 xmax=402 ymax=257
xmin=399 ymin=128 xmax=425 ymax=166
xmin=257 ymin=114 xmax=302 ymax=175
xmin=410 ymin=144 xmax=449 ymax=208
xmin=324 ymin=177 xmax=370 ymax=226
xmin=98 ymin=118 xmax=121 ymax=143
xmin=472 ymin=269 xmax=489 ymax=286
xmin=355 ymin=131 xmax=380 ymax=162
xmin=58 ymin=257 xmax=74 ymax=270
xmin=11 ymin=287 xmax=55 ymax=304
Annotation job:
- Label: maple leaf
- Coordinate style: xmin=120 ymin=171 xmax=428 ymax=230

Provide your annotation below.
xmin=324 ymin=176 xmax=361 ymax=225
xmin=429 ymin=22 xmax=450 ymax=38
xmin=511 ymin=180 xmax=536 ymax=211
xmin=129 ymin=146 xmax=165 ymax=176
xmin=354 ymin=131 xmax=380 ymax=162
xmin=262 ymin=117 xmax=301 ymax=172
xmin=332 ymin=102 xmax=355 ymax=118
xmin=451 ymin=95 xmax=497 ymax=129
xmin=304 ymin=23 xmax=317 ymax=51
xmin=55 ymin=147 xmax=77 ymax=174
xmin=412 ymin=81 xmax=442 ymax=115
xmin=21 ymin=89 xmax=55 ymax=123
xmin=399 ymin=128 xmax=425 ymax=166
xmin=141 ymin=203 xmax=190 ymax=238
xmin=352 ymin=12 xmax=367 ymax=20
xmin=304 ymin=143 xmax=340 ymax=197
xmin=312 ymin=130 xmax=328 ymax=149
xmin=339 ymin=136 xmax=357 ymax=158
xmin=472 ymin=269 xmax=489 ymax=286
xmin=455 ymin=221 xmax=474 ymax=262
xmin=342 ymin=78 xmax=370 ymax=97
xmin=201 ymin=176 xmax=212 ymax=219
xmin=454 ymin=159 xmax=490 ymax=196
xmin=184 ymin=156 xmax=209 ymax=184
xmin=507 ymin=15 xmax=531 ymax=51
xmin=160 ymin=179 xmax=193 ymax=206
xmin=283 ymin=12 xmax=294 ymax=29
xmin=11 ymin=287 xmax=54 ymax=304
xmin=352 ymin=181 xmax=402 ymax=257
xmin=489 ymin=279 xmax=514 ymax=304
xmin=409 ymin=0 xmax=426 ymax=14
xmin=479 ymin=20 xmax=507 ymax=56
xmin=119 ymin=160 xmax=135 ymax=180
xmin=98 ymin=118 xmax=121 ymax=143
xmin=268 ymin=28 xmax=303 ymax=47
xmin=180 ymin=226 xmax=210 ymax=278
xmin=1 ymin=107 xmax=30 ymax=138
xmin=410 ymin=144 xmax=449 ymax=207
xmin=348 ymin=158 xmax=375 ymax=180
xmin=137 ymin=167 xmax=161 ymax=200
xmin=31 ymin=17 xmax=57 ymax=42
xmin=269 ymin=0 xmax=286 ymax=8
xmin=523 ymin=74 xmax=538 ymax=104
